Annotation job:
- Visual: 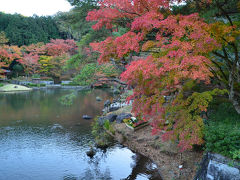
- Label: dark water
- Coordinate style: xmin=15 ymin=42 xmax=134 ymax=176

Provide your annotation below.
xmin=0 ymin=89 xmax=161 ymax=180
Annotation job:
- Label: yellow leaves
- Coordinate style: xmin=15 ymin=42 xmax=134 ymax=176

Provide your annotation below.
xmin=208 ymin=22 xmax=240 ymax=45
xmin=142 ymin=41 xmax=156 ymax=51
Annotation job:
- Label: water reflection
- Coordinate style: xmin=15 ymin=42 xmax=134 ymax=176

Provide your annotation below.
xmin=0 ymin=89 xmax=162 ymax=180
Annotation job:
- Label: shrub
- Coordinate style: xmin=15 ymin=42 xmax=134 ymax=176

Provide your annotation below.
xmin=27 ymin=83 xmax=46 ymax=87
xmin=204 ymin=102 xmax=240 ymax=160
xmin=92 ymin=117 xmax=114 ymax=148
xmin=73 ymin=63 xmax=97 ymax=86
xmin=103 ymin=120 xmax=115 ymax=135
xmin=97 ymin=63 xmax=120 ymax=77
xmin=32 ymin=74 xmax=40 ymax=78
xmin=61 ymin=82 xmax=80 ymax=86
xmin=0 ymin=83 xmax=4 ymax=87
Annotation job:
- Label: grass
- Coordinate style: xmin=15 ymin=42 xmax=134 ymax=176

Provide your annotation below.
xmin=0 ymin=84 xmax=32 ymax=92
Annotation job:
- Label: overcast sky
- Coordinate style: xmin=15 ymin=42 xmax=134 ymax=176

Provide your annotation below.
xmin=0 ymin=0 xmax=73 ymax=16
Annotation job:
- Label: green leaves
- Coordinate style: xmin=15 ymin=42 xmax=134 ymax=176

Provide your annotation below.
xmin=204 ymin=102 xmax=240 ymax=159
xmin=73 ymin=63 xmax=97 ymax=85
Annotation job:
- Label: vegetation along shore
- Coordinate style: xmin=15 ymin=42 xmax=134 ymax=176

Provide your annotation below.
xmin=0 ymin=0 xmax=239 ymax=179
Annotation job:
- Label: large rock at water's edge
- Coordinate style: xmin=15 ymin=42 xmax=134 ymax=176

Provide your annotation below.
xmin=82 ymin=115 xmax=92 ymax=120
xmin=96 ymin=96 xmax=102 ymax=101
xmin=194 ymin=153 xmax=240 ymax=180
xmin=116 ymin=113 xmax=132 ymax=123
xmin=109 ymin=102 xmax=122 ymax=112
xmin=86 ymin=148 xmax=96 ymax=158
xmin=104 ymin=100 xmax=111 ymax=107
xmin=98 ymin=114 xmax=117 ymax=126
xmin=107 ymin=114 xmax=117 ymax=123
xmin=98 ymin=117 xmax=106 ymax=126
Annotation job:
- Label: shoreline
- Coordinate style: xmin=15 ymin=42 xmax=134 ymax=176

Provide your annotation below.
xmin=107 ymin=117 xmax=202 ymax=180
xmin=98 ymin=89 xmax=240 ymax=180
xmin=100 ymin=100 xmax=203 ymax=180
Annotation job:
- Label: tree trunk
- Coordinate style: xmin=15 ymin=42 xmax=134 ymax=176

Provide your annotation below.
xmin=228 ymin=70 xmax=240 ymax=114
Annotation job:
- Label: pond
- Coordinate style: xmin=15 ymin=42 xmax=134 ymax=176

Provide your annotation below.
xmin=0 ymin=89 xmax=162 ymax=180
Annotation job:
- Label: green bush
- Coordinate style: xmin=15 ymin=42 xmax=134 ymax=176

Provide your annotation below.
xmin=0 ymin=83 xmax=4 ymax=87
xmin=204 ymin=102 xmax=240 ymax=160
xmin=73 ymin=63 xmax=97 ymax=86
xmin=32 ymin=74 xmax=40 ymax=78
xmin=97 ymin=63 xmax=120 ymax=77
xmin=61 ymin=82 xmax=80 ymax=86
xmin=104 ymin=120 xmax=110 ymax=130
xmin=27 ymin=83 xmax=46 ymax=87
xmin=92 ymin=117 xmax=114 ymax=148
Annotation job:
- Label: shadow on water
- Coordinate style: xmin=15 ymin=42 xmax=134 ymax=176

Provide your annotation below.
xmin=0 ymin=89 xmax=162 ymax=180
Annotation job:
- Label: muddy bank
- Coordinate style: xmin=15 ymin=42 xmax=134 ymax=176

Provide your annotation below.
xmin=102 ymin=105 xmax=203 ymax=180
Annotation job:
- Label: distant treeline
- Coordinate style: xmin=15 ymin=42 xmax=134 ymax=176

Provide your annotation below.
xmin=0 ymin=12 xmax=68 ymax=46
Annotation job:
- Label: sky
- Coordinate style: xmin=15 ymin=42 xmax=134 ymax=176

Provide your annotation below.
xmin=0 ymin=0 xmax=73 ymax=17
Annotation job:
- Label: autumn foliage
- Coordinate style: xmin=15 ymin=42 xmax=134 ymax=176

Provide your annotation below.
xmin=0 ymin=39 xmax=77 ymax=80
xmin=86 ymin=0 xmax=237 ymax=150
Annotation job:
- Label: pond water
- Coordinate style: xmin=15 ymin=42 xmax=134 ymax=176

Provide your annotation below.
xmin=0 ymin=89 xmax=162 ymax=180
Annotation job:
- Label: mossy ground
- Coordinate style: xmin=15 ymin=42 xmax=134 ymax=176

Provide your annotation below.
xmin=0 ymin=84 xmax=32 ymax=92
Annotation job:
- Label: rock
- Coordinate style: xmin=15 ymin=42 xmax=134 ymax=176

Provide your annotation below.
xmin=109 ymin=102 xmax=121 ymax=112
xmin=195 ymin=153 xmax=240 ymax=180
xmin=86 ymin=148 xmax=96 ymax=158
xmin=106 ymin=114 xmax=117 ymax=122
xmin=113 ymin=88 xmax=121 ymax=94
xmin=116 ymin=113 xmax=132 ymax=123
xmin=98 ymin=116 xmax=106 ymax=126
xmin=96 ymin=96 xmax=102 ymax=101
xmin=109 ymin=106 xmax=120 ymax=112
xmin=82 ymin=115 xmax=92 ymax=120
xmin=104 ymin=100 xmax=111 ymax=107
xmin=97 ymin=114 xmax=117 ymax=126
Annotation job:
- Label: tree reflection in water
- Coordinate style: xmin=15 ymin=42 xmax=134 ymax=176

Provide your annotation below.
xmin=124 ymin=154 xmax=162 ymax=180
xmin=76 ymin=146 xmax=162 ymax=180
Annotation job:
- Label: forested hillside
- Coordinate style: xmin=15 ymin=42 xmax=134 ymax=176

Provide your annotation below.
xmin=0 ymin=12 xmax=67 ymax=46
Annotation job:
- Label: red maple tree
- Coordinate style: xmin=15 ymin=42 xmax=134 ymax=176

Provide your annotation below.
xmin=86 ymin=0 xmax=229 ymax=151
xmin=45 ymin=39 xmax=78 ymax=56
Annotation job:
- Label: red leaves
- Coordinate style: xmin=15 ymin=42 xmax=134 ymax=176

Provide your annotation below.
xmin=90 ymin=37 xmax=117 ymax=64
xmin=131 ymin=11 xmax=164 ymax=31
xmin=90 ymin=32 xmax=144 ymax=63
xmin=0 ymin=39 xmax=78 ymax=77
xmin=86 ymin=0 xmax=222 ymax=151
xmin=86 ymin=0 xmax=173 ymax=30
xmin=0 ymin=47 xmax=20 ymax=67
xmin=45 ymin=39 xmax=78 ymax=56
xmin=18 ymin=53 xmax=40 ymax=75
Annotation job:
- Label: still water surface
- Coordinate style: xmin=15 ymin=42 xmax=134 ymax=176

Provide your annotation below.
xmin=0 ymin=89 xmax=161 ymax=180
